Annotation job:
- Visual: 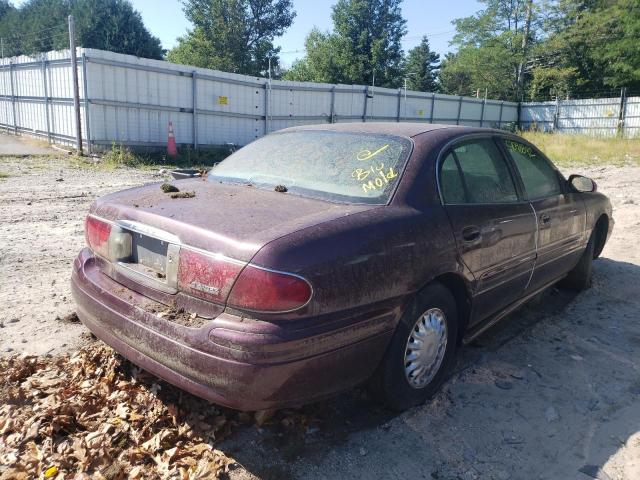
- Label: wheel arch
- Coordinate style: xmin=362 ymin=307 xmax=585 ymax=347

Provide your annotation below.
xmin=593 ymin=214 xmax=609 ymax=259
xmin=431 ymin=272 xmax=473 ymax=345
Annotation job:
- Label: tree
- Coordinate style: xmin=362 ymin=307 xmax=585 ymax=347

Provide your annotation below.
xmin=0 ymin=0 xmax=163 ymax=59
xmin=284 ymin=28 xmax=351 ymax=83
xmin=440 ymin=0 xmax=540 ymax=101
xmin=71 ymin=0 xmax=164 ymax=59
xmin=440 ymin=40 xmax=517 ymax=99
xmin=528 ymin=0 xmax=640 ymax=99
xmin=168 ymin=0 xmax=295 ymax=76
xmin=284 ymin=0 xmax=407 ymax=88
xmin=403 ymin=36 xmax=440 ymax=92
xmin=0 ymin=0 xmax=13 ymax=18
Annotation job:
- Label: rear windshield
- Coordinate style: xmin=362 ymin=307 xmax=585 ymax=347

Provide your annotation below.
xmin=207 ymin=130 xmax=412 ymax=204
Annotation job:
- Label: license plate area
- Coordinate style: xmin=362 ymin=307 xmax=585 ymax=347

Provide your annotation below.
xmin=111 ymin=220 xmax=180 ymax=294
xmin=132 ymin=232 xmax=169 ymax=274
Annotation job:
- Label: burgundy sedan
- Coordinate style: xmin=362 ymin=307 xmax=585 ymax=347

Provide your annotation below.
xmin=72 ymin=124 xmax=613 ymax=411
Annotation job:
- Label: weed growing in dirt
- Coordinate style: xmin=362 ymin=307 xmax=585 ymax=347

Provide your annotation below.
xmin=0 ymin=171 xmax=9 ymax=179
xmin=101 ymin=142 xmax=145 ymax=169
xmin=97 ymin=142 xmax=232 ymax=171
xmin=519 ymin=131 xmax=640 ymax=167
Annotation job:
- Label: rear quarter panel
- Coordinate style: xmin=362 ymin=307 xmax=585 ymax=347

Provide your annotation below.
xmin=245 ymin=129 xmax=469 ymax=331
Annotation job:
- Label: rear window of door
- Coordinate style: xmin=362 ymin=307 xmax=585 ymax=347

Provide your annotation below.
xmin=504 ymin=139 xmax=562 ymax=199
xmin=439 ymin=138 xmax=519 ymax=204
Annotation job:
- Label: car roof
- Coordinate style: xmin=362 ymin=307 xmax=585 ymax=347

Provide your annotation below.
xmin=279 ymin=122 xmax=503 ymax=139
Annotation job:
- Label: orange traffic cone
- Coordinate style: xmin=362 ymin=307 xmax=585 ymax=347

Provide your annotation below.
xmin=167 ymin=121 xmax=178 ymax=157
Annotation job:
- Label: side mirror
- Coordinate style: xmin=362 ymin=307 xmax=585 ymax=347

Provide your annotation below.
xmin=569 ymin=174 xmax=596 ymax=193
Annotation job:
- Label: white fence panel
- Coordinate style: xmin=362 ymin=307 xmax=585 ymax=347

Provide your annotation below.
xmin=623 ymin=97 xmax=640 ymax=137
xmin=521 ymin=96 xmax=639 ymax=138
xmin=2 ymin=47 xmax=522 ymax=150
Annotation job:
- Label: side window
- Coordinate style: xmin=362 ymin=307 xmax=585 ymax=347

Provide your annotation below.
xmin=440 ymin=153 xmax=466 ymax=204
xmin=439 ymin=138 xmax=518 ymax=204
xmin=505 ymin=139 xmax=562 ymax=199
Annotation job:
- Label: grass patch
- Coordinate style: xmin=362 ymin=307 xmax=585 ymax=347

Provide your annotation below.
xmin=95 ymin=142 xmax=233 ymax=171
xmin=519 ymin=131 xmax=640 ymax=167
xmin=0 ymin=171 xmax=9 ymax=179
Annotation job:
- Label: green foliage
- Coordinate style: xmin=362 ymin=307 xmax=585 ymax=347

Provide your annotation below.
xmin=101 ymin=142 xmax=143 ymax=168
xmin=100 ymin=142 xmax=232 ymax=170
xmin=528 ymin=66 xmax=578 ymax=100
xmin=570 ymin=0 xmax=640 ymax=92
xmin=168 ymin=0 xmax=295 ymax=76
xmin=284 ymin=0 xmax=407 ymax=88
xmin=440 ymin=0 xmax=535 ymax=101
xmin=0 ymin=0 xmax=163 ymax=59
xmin=403 ymin=36 xmax=440 ymax=92
xmin=284 ymin=28 xmax=351 ymax=83
xmin=438 ymin=0 xmax=640 ymax=101
xmin=527 ymin=0 xmax=640 ymax=99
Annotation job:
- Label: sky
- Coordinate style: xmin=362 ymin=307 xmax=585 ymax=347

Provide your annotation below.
xmin=122 ymin=0 xmax=482 ymax=66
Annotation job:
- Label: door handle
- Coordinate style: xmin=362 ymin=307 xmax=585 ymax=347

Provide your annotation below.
xmin=462 ymin=226 xmax=481 ymax=242
xmin=540 ymin=214 xmax=551 ymax=224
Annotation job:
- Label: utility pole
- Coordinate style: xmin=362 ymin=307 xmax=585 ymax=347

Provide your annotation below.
xmin=68 ymin=15 xmax=83 ymax=155
xmin=403 ymin=73 xmax=416 ymax=119
xmin=516 ymin=0 xmax=533 ymax=102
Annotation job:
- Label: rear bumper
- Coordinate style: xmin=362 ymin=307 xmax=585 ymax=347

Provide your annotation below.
xmin=71 ymin=248 xmax=395 ymax=411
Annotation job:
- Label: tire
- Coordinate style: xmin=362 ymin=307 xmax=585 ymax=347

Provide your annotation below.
xmin=373 ymin=282 xmax=458 ymax=411
xmin=561 ymin=231 xmax=596 ymax=291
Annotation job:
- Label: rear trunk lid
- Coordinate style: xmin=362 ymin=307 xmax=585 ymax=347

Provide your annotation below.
xmin=89 ymin=178 xmax=373 ymax=305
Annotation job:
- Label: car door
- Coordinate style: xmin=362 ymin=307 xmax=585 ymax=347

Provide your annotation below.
xmin=439 ymin=137 xmax=537 ymax=325
xmin=502 ymin=138 xmax=586 ymax=291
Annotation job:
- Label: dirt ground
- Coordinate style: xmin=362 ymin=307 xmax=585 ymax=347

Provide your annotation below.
xmin=1 ymin=149 xmax=639 ymax=479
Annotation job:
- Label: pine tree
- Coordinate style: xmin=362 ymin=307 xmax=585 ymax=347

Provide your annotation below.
xmin=403 ymin=36 xmax=440 ymax=92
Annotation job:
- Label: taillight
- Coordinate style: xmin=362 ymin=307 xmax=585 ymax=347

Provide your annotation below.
xmin=85 ymin=215 xmax=111 ymax=258
xmin=177 ymin=249 xmax=244 ymax=303
xmin=227 ymin=265 xmax=312 ymax=313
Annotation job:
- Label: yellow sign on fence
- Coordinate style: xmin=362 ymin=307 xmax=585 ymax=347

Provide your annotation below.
xmin=217 ymin=96 xmax=228 ymax=105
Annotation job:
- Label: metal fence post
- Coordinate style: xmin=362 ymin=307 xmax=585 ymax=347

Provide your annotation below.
xmin=81 ymin=53 xmax=91 ymax=153
xmin=396 ymin=89 xmax=402 ymax=122
xmin=553 ymin=96 xmax=561 ymax=132
xmin=42 ymin=58 xmax=51 ymax=143
xmin=263 ymin=80 xmax=269 ymax=134
xmin=68 ymin=15 xmax=83 ymax=155
xmin=429 ymin=93 xmax=436 ymax=123
xmin=9 ymin=61 xmax=16 ymax=134
xmin=192 ymin=71 xmax=198 ymax=148
xmin=480 ymin=98 xmax=486 ymax=127
xmin=617 ymin=87 xmax=628 ymax=138
xmin=498 ymin=100 xmax=504 ymax=129
xmin=456 ymin=96 xmax=463 ymax=125
xmin=363 ymin=86 xmax=369 ymax=122
xmin=329 ymin=85 xmax=336 ymax=123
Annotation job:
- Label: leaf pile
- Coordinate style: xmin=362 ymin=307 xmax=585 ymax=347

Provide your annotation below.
xmin=0 ymin=344 xmax=236 ymax=479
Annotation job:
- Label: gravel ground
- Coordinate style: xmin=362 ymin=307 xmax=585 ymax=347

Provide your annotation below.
xmin=0 ymin=155 xmax=160 ymax=355
xmin=0 ymin=152 xmax=639 ymax=480
xmin=0 ymin=133 xmax=52 ymax=155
